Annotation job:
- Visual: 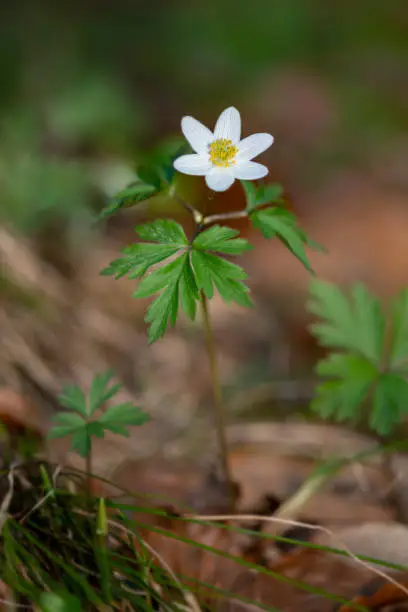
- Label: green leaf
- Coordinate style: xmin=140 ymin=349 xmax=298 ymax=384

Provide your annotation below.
xmin=389 ymin=289 xmax=408 ymax=370
xmin=191 ymin=250 xmax=252 ymax=308
xmin=70 ymin=428 xmax=92 ymax=458
xmin=179 ymin=255 xmax=199 ymax=319
xmin=241 ymin=180 xmax=257 ymax=210
xmin=102 ymin=219 xmax=187 ymax=280
xmin=145 ymin=277 xmax=180 ymax=343
xmin=133 ymin=252 xmax=200 ymax=342
xmin=308 ymin=280 xmax=385 ymax=364
xmin=242 ymin=180 xmax=284 ymax=212
xmin=98 ymin=402 xmax=149 ymax=436
xmin=88 ymin=369 xmax=121 ymax=416
xmin=137 ymin=137 xmax=188 ymax=187
xmin=371 ymin=374 xmax=408 ymax=435
xmin=98 ymin=182 xmax=158 ymax=221
xmin=312 ymin=353 xmax=377 ymax=423
xmin=58 ymin=384 xmax=87 ymax=417
xmin=193 ymin=225 xmax=252 ymax=255
xmin=251 ymin=206 xmax=313 ymax=272
xmin=136 ymin=219 xmax=188 ymax=245
xmin=47 ymin=413 xmax=85 ymax=439
xmin=132 ymin=255 xmax=186 ymax=299
xmin=191 ymin=250 xmax=214 ymax=299
xmin=101 ymin=243 xmax=181 ymax=280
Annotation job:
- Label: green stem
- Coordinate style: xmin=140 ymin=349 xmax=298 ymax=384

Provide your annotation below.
xmin=200 ymin=290 xmax=235 ymax=509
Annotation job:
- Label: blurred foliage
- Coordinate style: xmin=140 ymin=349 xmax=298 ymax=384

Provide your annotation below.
xmin=0 ymin=0 xmax=407 ymax=235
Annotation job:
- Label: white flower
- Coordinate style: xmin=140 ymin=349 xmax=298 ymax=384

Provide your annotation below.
xmin=173 ymin=106 xmax=274 ymax=192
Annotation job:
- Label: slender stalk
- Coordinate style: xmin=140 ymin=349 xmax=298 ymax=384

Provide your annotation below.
xmin=202 ymin=210 xmax=248 ymax=225
xmin=200 ymin=290 xmax=235 ymax=509
xmin=86 ymin=449 xmax=92 ymax=504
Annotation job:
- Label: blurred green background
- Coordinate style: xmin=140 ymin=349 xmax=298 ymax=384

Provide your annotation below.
xmin=1 ymin=0 xmax=407 ymax=236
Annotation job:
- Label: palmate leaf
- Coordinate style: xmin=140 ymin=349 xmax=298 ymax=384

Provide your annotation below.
xmin=58 ymin=385 xmax=87 ymax=417
xmin=88 ymin=369 xmax=121 ymax=416
xmin=389 ymin=289 xmax=408 ymax=371
xmin=101 ymin=219 xmax=188 ymax=280
xmin=98 ymin=138 xmax=188 ymax=221
xmin=98 ymin=402 xmax=150 ymax=436
xmin=48 ymin=413 xmax=86 ymax=439
xmin=136 ymin=219 xmax=188 ymax=245
xmin=251 ymin=206 xmax=313 ymax=273
xmin=241 ymin=180 xmax=284 ymax=212
xmin=133 ymin=252 xmax=199 ymax=343
xmin=193 ymin=225 xmax=252 ymax=256
xmin=98 ymin=183 xmax=158 ymax=221
xmin=308 ymin=280 xmax=385 ymax=364
xmin=49 ymin=373 xmax=149 ymax=458
xmin=191 ymin=250 xmax=253 ymax=308
xmin=309 ymin=280 xmax=408 ymax=436
xmin=311 ymin=353 xmax=376 ymax=422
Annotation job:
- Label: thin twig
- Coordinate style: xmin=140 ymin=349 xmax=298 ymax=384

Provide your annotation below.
xmin=202 ymin=210 xmax=248 ymax=225
xmin=170 ymin=188 xmax=203 ymax=223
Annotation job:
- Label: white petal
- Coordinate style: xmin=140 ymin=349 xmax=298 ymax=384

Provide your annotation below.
xmin=214 ymin=107 xmax=241 ymax=144
xmin=237 ymin=133 xmax=274 ymax=161
xmin=181 ymin=116 xmax=214 ymax=154
xmin=205 ymin=168 xmax=235 ymax=192
xmin=173 ymin=154 xmax=212 ymax=176
xmin=233 ymin=161 xmax=269 ymax=180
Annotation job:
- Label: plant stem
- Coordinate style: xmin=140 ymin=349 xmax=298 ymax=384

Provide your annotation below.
xmin=202 ymin=210 xmax=248 ymax=225
xmin=200 ymin=290 xmax=235 ymax=510
xmin=86 ymin=449 xmax=92 ymax=504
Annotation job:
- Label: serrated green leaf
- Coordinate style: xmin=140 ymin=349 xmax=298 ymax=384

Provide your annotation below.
xmin=101 ymin=243 xmax=181 ymax=280
xmin=213 ymin=276 xmax=253 ymax=308
xmin=312 ymin=353 xmax=376 ymax=423
xmin=191 ymin=250 xmax=214 ymax=299
xmin=58 ymin=384 xmax=87 ymax=416
xmin=136 ymin=219 xmax=188 ymax=245
xmin=308 ymin=280 xmax=385 ymax=364
xmin=191 ymin=250 xmax=252 ymax=308
xmin=48 ymin=413 xmax=85 ymax=440
xmin=179 ymin=255 xmax=199 ymax=319
xmin=351 ymin=284 xmax=385 ymax=363
xmin=371 ymin=373 xmax=408 ymax=435
xmin=98 ymin=183 xmax=158 ymax=221
xmin=145 ymin=278 xmax=180 ymax=343
xmin=389 ymin=289 xmax=408 ymax=370
xmin=99 ymin=402 xmax=149 ymax=436
xmin=193 ymin=225 xmax=252 ymax=255
xmin=88 ymin=370 xmax=121 ymax=416
xmin=133 ymin=252 xmax=200 ymax=342
xmin=251 ymin=207 xmax=313 ymax=273
xmin=132 ymin=255 xmax=186 ymax=299
xmin=242 ymin=180 xmax=284 ymax=212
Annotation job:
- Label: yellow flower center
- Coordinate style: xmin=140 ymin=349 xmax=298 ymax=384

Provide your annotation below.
xmin=209 ymin=138 xmax=238 ymax=167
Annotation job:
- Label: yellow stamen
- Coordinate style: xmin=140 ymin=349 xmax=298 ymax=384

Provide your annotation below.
xmin=209 ymin=138 xmax=238 ymax=167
